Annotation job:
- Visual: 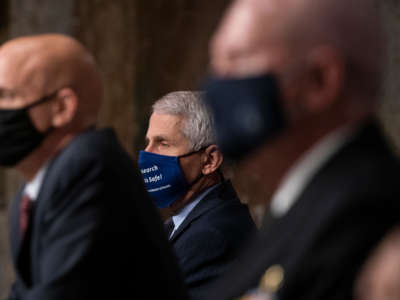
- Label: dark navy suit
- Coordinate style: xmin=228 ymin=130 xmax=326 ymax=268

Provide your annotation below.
xmin=170 ymin=180 xmax=256 ymax=300
xmin=8 ymin=128 xmax=188 ymax=300
xmin=210 ymin=120 xmax=400 ymax=300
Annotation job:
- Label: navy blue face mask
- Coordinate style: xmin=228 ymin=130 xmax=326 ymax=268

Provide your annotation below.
xmin=138 ymin=148 xmax=205 ymax=208
xmin=0 ymin=91 xmax=57 ymax=167
xmin=203 ymin=74 xmax=286 ymax=161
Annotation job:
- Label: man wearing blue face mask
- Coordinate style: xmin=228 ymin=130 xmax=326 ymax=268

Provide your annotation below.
xmin=203 ymin=0 xmax=400 ymax=299
xmin=138 ymin=91 xmax=256 ymax=300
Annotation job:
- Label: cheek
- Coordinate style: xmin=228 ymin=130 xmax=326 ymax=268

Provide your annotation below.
xmin=28 ymin=106 xmax=52 ymax=132
xmin=280 ymin=79 xmax=308 ymax=124
xmin=179 ymin=156 xmax=202 ymax=183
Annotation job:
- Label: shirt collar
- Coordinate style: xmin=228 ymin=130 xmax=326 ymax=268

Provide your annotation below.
xmin=23 ymin=163 xmax=49 ymax=201
xmin=171 ymin=183 xmax=221 ymax=235
xmin=270 ymin=125 xmax=356 ymax=218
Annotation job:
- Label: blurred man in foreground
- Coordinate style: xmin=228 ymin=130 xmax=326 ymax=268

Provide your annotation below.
xmin=138 ymin=91 xmax=255 ymax=299
xmin=1 ymin=34 xmax=187 ymax=300
xmin=204 ymin=0 xmax=400 ymax=299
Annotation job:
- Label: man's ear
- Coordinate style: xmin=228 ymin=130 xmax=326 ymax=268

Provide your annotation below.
xmin=51 ymin=88 xmax=78 ymax=127
xmin=303 ymin=46 xmax=345 ymax=113
xmin=202 ymin=144 xmax=224 ymax=175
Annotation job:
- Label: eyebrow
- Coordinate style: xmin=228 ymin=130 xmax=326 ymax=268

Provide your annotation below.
xmin=146 ymin=135 xmax=175 ymax=145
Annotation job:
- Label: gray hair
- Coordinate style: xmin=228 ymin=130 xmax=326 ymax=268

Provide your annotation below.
xmin=152 ymin=91 xmax=216 ymax=151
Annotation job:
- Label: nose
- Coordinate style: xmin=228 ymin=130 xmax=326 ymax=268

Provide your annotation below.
xmin=144 ymin=141 xmax=154 ymax=153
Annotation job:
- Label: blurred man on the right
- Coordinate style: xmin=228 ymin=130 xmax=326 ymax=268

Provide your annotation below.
xmin=204 ymin=0 xmax=400 ymax=299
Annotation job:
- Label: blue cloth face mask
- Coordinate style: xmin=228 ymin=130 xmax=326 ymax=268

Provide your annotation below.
xmin=138 ymin=149 xmax=204 ymax=208
xmin=203 ymin=74 xmax=286 ymax=161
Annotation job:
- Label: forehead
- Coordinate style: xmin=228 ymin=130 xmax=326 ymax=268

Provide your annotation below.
xmin=0 ymin=50 xmax=19 ymax=90
xmin=0 ymin=45 xmax=38 ymax=94
xmin=221 ymin=1 xmax=286 ymax=46
xmin=211 ymin=0 xmax=293 ymax=76
xmin=147 ymin=113 xmax=185 ymax=139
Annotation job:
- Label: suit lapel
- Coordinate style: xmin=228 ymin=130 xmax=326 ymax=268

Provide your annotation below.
xmin=10 ymin=161 xmax=55 ymax=285
xmin=170 ymin=181 xmax=236 ymax=242
xmin=271 ymin=119 xmax=387 ymax=222
xmin=9 ymin=186 xmax=35 ymax=286
xmin=259 ymin=120 xmax=390 ymax=263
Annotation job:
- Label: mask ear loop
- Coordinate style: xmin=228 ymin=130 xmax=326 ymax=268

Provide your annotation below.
xmin=178 ymin=145 xmax=210 ymax=159
xmin=25 ymin=90 xmax=60 ymax=136
xmin=179 ymin=145 xmax=211 ymax=187
xmin=187 ymin=156 xmax=225 ymax=187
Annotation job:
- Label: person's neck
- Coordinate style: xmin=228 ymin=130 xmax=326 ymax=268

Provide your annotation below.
xmin=16 ymin=131 xmax=81 ymax=181
xmin=169 ymin=172 xmax=222 ymax=215
xmin=234 ymin=112 xmax=365 ymax=209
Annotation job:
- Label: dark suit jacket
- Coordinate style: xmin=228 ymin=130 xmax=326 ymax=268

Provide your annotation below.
xmin=8 ymin=128 xmax=188 ymax=300
xmin=170 ymin=181 xmax=256 ymax=300
xmin=210 ymin=120 xmax=400 ymax=300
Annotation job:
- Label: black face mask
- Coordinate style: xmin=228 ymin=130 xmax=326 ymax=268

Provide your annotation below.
xmin=0 ymin=91 xmax=57 ymax=167
xmin=203 ymin=73 xmax=286 ymax=161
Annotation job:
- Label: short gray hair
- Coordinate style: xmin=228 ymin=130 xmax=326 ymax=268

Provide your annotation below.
xmin=152 ymin=91 xmax=216 ymax=151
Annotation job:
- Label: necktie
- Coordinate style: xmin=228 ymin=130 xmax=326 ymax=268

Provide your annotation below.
xmin=164 ymin=218 xmax=175 ymax=238
xmin=19 ymin=194 xmax=32 ymax=239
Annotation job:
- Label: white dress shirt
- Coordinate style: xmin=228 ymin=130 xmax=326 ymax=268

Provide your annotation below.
xmin=23 ymin=163 xmax=49 ymax=201
xmin=171 ymin=183 xmax=221 ymax=237
xmin=270 ymin=126 xmax=356 ymax=218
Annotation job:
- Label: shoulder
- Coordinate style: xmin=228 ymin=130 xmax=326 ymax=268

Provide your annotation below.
xmin=43 ymin=128 xmax=143 ymax=197
xmin=61 ymin=128 xmax=128 ymax=162
xmin=184 ymin=183 xmax=256 ymax=246
xmin=309 ymin=122 xmax=400 ymax=209
xmin=204 ymin=182 xmax=255 ymax=228
xmin=37 ymin=128 xmax=157 ymax=225
xmin=51 ymin=128 xmax=134 ymax=175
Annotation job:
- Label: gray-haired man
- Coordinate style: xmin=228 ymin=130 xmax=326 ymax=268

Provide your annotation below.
xmin=138 ymin=91 xmax=256 ymax=300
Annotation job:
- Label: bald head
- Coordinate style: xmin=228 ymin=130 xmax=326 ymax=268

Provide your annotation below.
xmin=0 ymin=34 xmax=105 ymax=177
xmin=212 ymin=0 xmax=384 ymax=101
xmin=0 ymin=34 xmax=103 ymax=126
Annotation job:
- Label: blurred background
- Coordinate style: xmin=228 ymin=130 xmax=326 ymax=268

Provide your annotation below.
xmin=1 ymin=0 xmax=400 ymax=297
